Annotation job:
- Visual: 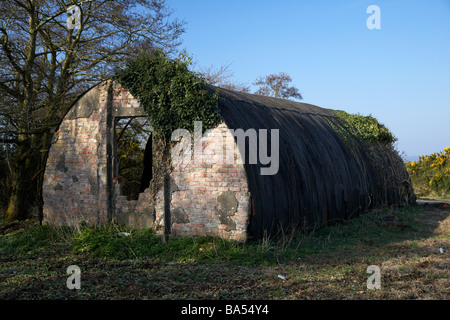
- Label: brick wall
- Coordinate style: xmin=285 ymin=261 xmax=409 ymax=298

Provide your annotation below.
xmin=43 ymin=85 xmax=108 ymax=226
xmin=43 ymin=82 xmax=250 ymax=241
xmin=164 ymin=123 xmax=250 ymax=241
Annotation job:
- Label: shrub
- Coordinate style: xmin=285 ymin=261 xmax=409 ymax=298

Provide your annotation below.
xmin=332 ymin=110 xmax=397 ymax=146
xmin=405 ymin=147 xmax=450 ymax=197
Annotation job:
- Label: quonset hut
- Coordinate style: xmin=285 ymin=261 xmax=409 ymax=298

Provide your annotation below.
xmin=42 ymin=81 xmax=415 ymax=241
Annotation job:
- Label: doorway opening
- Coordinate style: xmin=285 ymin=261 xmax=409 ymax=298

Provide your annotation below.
xmin=115 ymin=117 xmax=152 ymax=200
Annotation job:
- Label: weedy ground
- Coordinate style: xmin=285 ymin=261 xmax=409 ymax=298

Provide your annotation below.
xmin=0 ymin=204 xmax=448 ymax=300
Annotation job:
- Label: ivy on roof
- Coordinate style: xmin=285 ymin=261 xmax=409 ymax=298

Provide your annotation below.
xmin=113 ymin=49 xmax=220 ymax=142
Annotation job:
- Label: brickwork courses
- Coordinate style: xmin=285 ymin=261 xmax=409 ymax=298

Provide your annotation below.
xmin=43 ymin=81 xmax=251 ymax=241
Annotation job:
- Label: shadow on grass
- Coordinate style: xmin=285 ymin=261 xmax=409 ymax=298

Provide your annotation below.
xmin=1 ymin=204 xmax=448 ymax=265
xmin=0 ymin=204 xmax=448 ymax=300
xmin=280 ymin=204 xmax=449 ymax=263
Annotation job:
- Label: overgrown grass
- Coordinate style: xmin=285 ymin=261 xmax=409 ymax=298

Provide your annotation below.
xmin=0 ymin=205 xmax=431 ymax=265
xmin=1 ymin=204 xmax=448 ymax=300
xmin=0 ymin=222 xmax=74 ymax=257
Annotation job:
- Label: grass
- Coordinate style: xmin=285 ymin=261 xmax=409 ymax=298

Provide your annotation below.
xmin=0 ymin=204 xmax=449 ymax=300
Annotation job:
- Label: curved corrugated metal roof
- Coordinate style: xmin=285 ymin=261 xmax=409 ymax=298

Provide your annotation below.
xmin=212 ymin=86 xmax=415 ymax=239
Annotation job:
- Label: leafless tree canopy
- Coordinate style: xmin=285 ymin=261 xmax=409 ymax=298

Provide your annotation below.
xmin=254 ymin=72 xmax=302 ymax=100
xmin=198 ymin=66 xmax=303 ymax=101
xmin=199 ymin=66 xmax=303 ymax=100
xmin=0 ymin=0 xmax=185 ymax=129
xmin=197 ymin=63 xmax=250 ymax=93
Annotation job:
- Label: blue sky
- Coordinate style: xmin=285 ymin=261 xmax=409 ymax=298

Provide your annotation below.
xmin=169 ymin=0 xmax=450 ymax=160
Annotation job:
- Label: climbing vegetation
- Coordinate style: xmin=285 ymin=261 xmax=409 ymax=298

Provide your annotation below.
xmin=331 ymin=110 xmax=397 ymax=146
xmin=113 ymin=50 xmax=221 ymax=142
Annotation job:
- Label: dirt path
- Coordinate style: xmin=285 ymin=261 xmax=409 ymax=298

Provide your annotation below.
xmin=417 ymin=197 xmax=450 ymax=205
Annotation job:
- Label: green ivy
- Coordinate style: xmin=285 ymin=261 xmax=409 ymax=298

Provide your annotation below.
xmin=332 ymin=110 xmax=397 ymax=146
xmin=113 ymin=50 xmax=221 ymax=142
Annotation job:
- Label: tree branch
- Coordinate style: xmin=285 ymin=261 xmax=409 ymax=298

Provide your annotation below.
xmin=0 ymin=27 xmax=25 ymax=77
xmin=0 ymin=81 xmax=23 ymax=100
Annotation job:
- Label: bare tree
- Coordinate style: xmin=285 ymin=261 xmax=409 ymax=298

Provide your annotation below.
xmin=254 ymin=72 xmax=302 ymax=100
xmin=0 ymin=0 xmax=185 ymax=222
xmin=198 ymin=63 xmax=250 ymax=93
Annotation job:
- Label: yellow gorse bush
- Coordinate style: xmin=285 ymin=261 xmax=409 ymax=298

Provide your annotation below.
xmin=405 ymin=147 xmax=450 ymax=197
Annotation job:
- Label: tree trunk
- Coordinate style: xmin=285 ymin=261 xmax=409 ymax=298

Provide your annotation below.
xmin=3 ymin=132 xmax=50 ymax=222
xmin=4 ymin=145 xmax=34 ymax=222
